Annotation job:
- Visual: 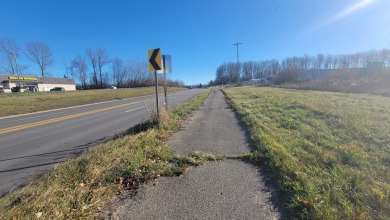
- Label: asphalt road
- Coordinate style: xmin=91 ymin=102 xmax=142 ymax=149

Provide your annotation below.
xmin=109 ymin=89 xmax=284 ymax=219
xmin=0 ymin=89 xmax=204 ymax=197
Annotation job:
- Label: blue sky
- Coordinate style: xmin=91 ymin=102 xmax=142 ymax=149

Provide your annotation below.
xmin=1 ymin=0 xmax=389 ymax=85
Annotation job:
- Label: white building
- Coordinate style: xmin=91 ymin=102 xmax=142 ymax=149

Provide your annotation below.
xmin=0 ymin=74 xmax=76 ymax=91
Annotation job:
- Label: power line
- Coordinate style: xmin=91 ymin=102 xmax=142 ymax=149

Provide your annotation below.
xmin=242 ymin=0 xmax=282 ymax=45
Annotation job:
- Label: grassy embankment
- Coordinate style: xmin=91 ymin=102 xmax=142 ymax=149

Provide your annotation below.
xmin=0 ymin=87 xmax=184 ymax=117
xmin=279 ymin=69 xmax=390 ymax=97
xmin=224 ymin=86 xmax=390 ymax=219
xmin=0 ymin=88 xmax=211 ymax=219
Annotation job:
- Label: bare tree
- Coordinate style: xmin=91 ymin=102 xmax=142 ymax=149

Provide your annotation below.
xmin=126 ymin=58 xmax=152 ymax=87
xmin=96 ymin=47 xmax=110 ymax=88
xmin=64 ymin=59 xmax=71 ymax=78
xmin=70 ymin=56 xmax=88 ymax=89
xmin=242 ymin=61 xmax=254 ymax=81
xmin=380 ymin=49 xmax=390 ymax=67
xmin=215 ymin=64 xmax=226 ymax=85
xmin=86 ymin=48 xmax=98 ymax=88
xmin=112 ymin=57 xmax=125 ymax=87
xmin=253 ymin=61 xmax=261 ymax=78
xmin=316 ymin=54 xmax=325 ymax=69
xmin=302 ymin=55 xmax=312 ymax=70
xmin=324 ymin=55 xmax=332 ymax=69
xmin=0 ymin=38 xmax=20 ymax=74
xmin=0 ymin=57 xmax=6 ymax=73
xmin=225 ymin=62 xmax=240 ymax=83
xmin=331 ymin=55 xmax=340 ymax=69
xmin=102 ymin=72 xmax=111 ymax=88
xmin=25 ymin=41 xmax=53 ymax=77
xmin=270 ymin=59 xmax=280 ymax=76
xmin=216 ymin=48 xmax=390 ymax=85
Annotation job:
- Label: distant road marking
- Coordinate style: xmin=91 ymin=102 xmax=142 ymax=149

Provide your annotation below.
xmin=0 ymin=100 xmax=143 ymax=135
xmin=12 ymin=111 xmax=68 ymax=122
xmin=125 ymin=106 xmax=145 ymax=113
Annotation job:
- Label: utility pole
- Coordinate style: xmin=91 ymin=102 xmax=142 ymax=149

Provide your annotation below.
xmin=233 ymin=42 xmax=242 ymax=63
xmin=233 ymin=42 xmax=242 ymax=82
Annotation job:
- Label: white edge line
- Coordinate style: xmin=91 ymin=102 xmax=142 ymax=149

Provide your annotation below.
xmin=125 ymin=106 xmax=146 ymax=113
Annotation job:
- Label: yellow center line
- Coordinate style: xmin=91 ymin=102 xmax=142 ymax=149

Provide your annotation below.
xmin=0 ymin=100 xmax=144 ymax=135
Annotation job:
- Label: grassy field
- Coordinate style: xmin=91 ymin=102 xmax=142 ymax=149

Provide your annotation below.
xmin=0 ymin=87 xmax=185 ymax=117
xmin=224 ymin=86 xmax=390 ymax=219
xmin=0 ymin=88 xmax=211 ymax=219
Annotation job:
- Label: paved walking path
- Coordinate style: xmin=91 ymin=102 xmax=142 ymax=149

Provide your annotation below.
xmin=170 ymin=88 xmax=250 ymax=155
xmin=110 ymin=89 xmax=284 ymax=219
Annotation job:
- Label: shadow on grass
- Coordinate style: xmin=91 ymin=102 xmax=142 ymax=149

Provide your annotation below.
xmin=113 ymin=119 xmax=158 ymax=138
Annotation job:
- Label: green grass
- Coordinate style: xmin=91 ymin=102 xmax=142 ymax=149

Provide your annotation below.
xmin=223 ymin=86 xmax=390 ymax=219
xmin=0 ymin=88 xmax=211 ymax=219
xmin=0 ymin=87 xmax=185 ymax=117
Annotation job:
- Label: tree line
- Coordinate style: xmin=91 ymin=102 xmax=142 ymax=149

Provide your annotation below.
xmin=213 ymin=49 xmax=390 ymax=85
xmin=0 ymin=38 xmax=184 ymax=89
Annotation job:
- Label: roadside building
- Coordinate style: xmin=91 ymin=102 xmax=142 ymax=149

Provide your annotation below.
xmin=0 ymin=74 xmax=76 ymax=91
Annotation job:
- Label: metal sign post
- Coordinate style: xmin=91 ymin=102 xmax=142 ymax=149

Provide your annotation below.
xmin=163 ymin=56 xmax=167 ymax=110
xmin=160 ymin=55 xmax=171 ymax=110
xmin=154 ymin=70 xmax=159 ymax=117
xmin=148 ymin=48 xmax=162 ymax=119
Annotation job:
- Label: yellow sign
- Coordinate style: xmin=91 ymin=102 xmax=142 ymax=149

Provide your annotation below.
xmin=148 ymin=48 xmax=162 ymax=71
xmin=8 ymin=76 xmax=38 ymax=81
